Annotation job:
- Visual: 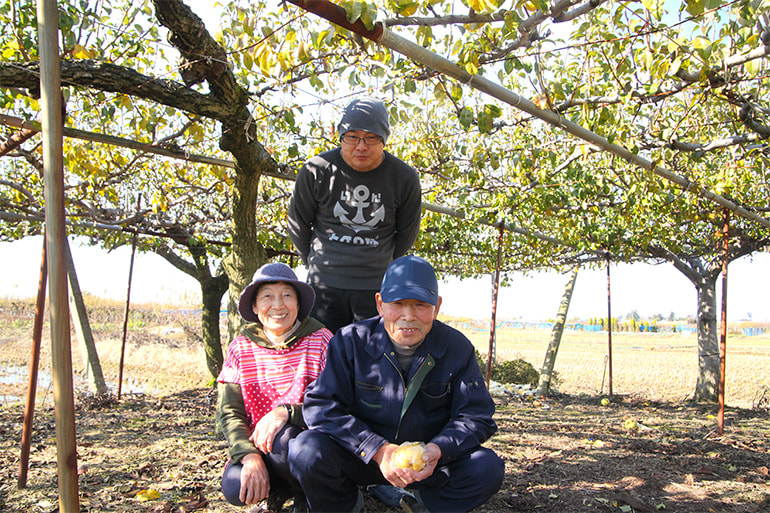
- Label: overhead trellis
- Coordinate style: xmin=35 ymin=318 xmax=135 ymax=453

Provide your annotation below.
xmin=285 ymin=0 xmax=770 ymax=231
xmin=0 ymin=112 xmax=588 ymax=257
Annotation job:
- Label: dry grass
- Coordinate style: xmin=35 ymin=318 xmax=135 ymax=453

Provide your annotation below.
xmin=1 ymin=297 xmax=769 ymax=407
xmin=0 ymin=297 xmax=215 ymax=403
xmin=462 ymin=326 xmax=770 ymax=408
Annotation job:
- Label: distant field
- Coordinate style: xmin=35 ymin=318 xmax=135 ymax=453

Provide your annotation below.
xmin=456 ymin=323 xmax=770 ymax=408
xmin=1 ymin=297 xmax=768 ymax=408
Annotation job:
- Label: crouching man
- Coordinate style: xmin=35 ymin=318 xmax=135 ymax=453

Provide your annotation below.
xmin=289 ymin=255 xmax=504 ymax=513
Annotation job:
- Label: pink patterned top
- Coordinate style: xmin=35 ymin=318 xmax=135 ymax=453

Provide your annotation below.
xmin=217 ymin=328 xmax=331 ymax=431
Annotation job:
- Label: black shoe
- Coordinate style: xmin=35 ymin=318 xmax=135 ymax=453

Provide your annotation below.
xmin=400 ymin=494 xmax=429 ymax=513
xmin=266 ymin=487 xmax=293 ymax=512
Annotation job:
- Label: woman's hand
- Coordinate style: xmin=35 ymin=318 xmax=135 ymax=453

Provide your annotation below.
xmin=239 ymin=453 xmax=270 ymax=505
xmin=249 ymin=405 xmax=290 ymax=453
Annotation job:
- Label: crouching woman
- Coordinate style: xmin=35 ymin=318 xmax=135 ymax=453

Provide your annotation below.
xmin=217 ymin=263 xmax=332 ymax=511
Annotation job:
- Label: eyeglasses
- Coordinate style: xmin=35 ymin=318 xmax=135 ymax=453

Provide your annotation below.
xmin=340 ymin=134 xmax=383 ymax=146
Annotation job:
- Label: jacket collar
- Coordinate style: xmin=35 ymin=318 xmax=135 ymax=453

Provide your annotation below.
xmin=240 ymin=317 xmax=324 ymax=349
xmin=366 ymin=318 xmax=448 ymax=359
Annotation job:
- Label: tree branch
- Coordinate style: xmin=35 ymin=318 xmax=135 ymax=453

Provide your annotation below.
xmin=0 ymin=60 xmax=233 ymax=119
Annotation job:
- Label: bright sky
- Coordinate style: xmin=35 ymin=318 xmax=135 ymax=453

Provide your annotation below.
xmin=1 ymin=235 xmax=767 ymax=322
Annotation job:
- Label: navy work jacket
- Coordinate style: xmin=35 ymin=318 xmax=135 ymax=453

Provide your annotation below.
xmin=301 ymin=317 xmax=497 ymax=467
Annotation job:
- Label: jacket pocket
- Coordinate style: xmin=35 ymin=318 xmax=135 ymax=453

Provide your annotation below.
xmin=355 ymin=380 xmax=384 ymax=409
xmin=418 ymin=381 xmax=451 ymax=411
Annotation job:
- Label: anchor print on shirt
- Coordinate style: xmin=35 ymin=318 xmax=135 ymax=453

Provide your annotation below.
xmin=330 ymin=185 xmax=383 ymax=247
xmin=334 ymin=185 xmax=385 ymax=232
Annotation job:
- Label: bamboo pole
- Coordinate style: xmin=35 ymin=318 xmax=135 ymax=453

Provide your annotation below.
xmin=286 ymin=0 xmax=770 ymax=231
xmin=537 ymin=267 xmax=579 ymax=397
xmin=37 ymin=0 xmax=80 ymax=508
xmin=718 ymin=209 xmax=729 ymax=435
xmin=118 ymin=196 xmax=141 ymax=400
xmin=18 ymin=238 xmax=47 ymax=489
xmin=65 ymin=238 xmax=108 ymax=395
xmin=485 ymin=220 xmax=505 ymax=387
xmin=606 ymin=252 xmax=613 ymax=397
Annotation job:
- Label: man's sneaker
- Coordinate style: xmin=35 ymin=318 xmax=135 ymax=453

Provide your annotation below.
xmin=366 ymin=484 xmax=414 ymax=507
xmin=399 ymin=494 xmax=429 ymax=513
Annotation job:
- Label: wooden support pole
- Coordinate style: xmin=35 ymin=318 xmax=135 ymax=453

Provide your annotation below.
xmin=64 ymin=238 xmax=108 ymax=395
xmin=37 ymin=0 xmax=80 ymax=508
xmin=537 ymin=267 xmax=579 ymax=397
xmin=18 ymin=238 xmax=47 ymax=488
xmin=718 ymin=209 xmax=729 ymax=435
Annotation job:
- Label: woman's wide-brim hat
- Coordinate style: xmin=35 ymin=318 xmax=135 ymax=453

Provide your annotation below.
xmin=237 ymin=262 xmax=315 ymax=323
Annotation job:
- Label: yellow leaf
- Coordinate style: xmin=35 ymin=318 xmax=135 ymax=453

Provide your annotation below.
xmin=136 ymin=489 xmax=160 ymax=502
xmin=467 ymin=0 xmax=491 ymax=13
xmin=397 ymin=0 xmax=419 ymax=16
xmin=532 ymin=94 xmax=548 ymax=110
xmin=72 ymin=44 xmax=92 ymax=59
xmin=298 ymin=42 xmax=310 ymax=63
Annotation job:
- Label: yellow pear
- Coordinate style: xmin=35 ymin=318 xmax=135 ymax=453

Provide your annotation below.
xmin=393 ymin=441 xmax=426 ymax=471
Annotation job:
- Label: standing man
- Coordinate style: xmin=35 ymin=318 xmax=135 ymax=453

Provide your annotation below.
xmin=288 ymin=255 xmax=505 ymax=513
xmin=287 ymin=96 xmax=422 ymax=333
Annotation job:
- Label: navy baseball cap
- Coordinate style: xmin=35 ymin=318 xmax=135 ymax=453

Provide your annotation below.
xmin=380 ymin=255 xmax=439 ymax=306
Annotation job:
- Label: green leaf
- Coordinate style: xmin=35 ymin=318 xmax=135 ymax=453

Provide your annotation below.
xmin=359 ymin=3 xmax=378 ymax=30
xmin=483 ymin=103 xmax=502 ymax=118
xmin=458 ymin=107 xmax=474 ymax=130
xmin=685 ymin=0 xmax=705 ymax=17
xmin=641 ymin=0 xmax=663 ymax=20
xmin=343 ymin=1 xmax=363 ymax=24
xmin=478 ymin=110 xmax=493 ymax=133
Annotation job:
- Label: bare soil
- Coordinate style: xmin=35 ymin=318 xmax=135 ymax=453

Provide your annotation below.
xmin=2 ymin=390 xmax=769 ymax=512
xmin=0 ymin=300 xmax=769 ymax=512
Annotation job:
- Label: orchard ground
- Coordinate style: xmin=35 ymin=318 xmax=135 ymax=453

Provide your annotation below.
xmin=0 ymin=298 xmax=768 ymax=512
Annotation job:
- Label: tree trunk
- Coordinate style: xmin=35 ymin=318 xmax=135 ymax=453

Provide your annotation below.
xmin=651 ymin=246 xmax=726 ymax=404
xmin=188 ymin=245 xmax=229 ymax=379
xmin=693 ymin=274 xmax=720 ymax=402
xmin=200 ymin=285 xmax=226 ymax=378
xmin=537 ymin=267 xmax=579 ymax=397
xmin=222 ymin=169 xmax=268 ymax=342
